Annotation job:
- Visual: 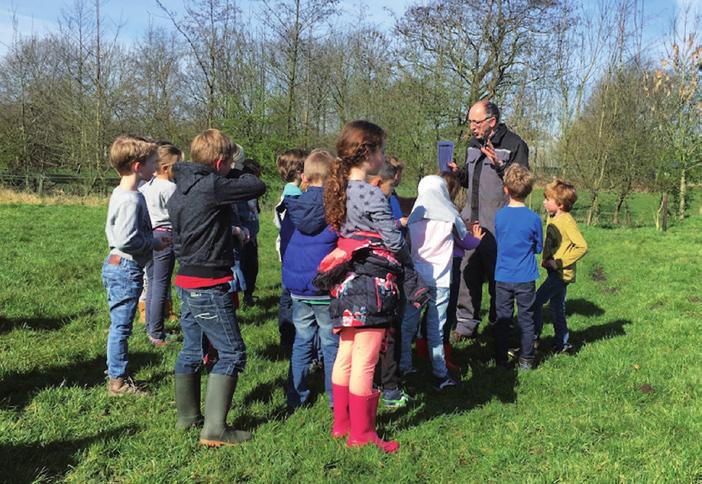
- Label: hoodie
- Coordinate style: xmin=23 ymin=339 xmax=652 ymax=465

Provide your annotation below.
xmin=167 ymin=162 xmax=266 ymax=279
xmin=281 ymin=186 xmax=338 ymax=299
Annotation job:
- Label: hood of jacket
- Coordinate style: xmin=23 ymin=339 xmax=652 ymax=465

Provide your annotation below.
xmin=284 ymin=186 xmax=328 ymax=235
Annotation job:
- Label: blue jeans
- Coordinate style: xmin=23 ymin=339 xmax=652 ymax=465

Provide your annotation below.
xmin=145 ymin=230 xmax=175 ymax=340
xmin=533 ymin=272 xmax=569 ymax=349
xmin=400 ymin=286 xmax=451 ymax=379
xmin=102 ymin=255 xmax=144 ymax=379
xmin=495 ymin=281 xmax=536 ymax=363
xmin=287 ymin=299 xmax=339 ymax=408
xmin=175 ymin=285 xmax=246 ymax=376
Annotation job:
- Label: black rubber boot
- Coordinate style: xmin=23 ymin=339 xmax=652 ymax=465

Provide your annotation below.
xmin=199 ymin=374 xmax=252 ymax=447
xmin=175 ymin=373 xmax=204 ymax=430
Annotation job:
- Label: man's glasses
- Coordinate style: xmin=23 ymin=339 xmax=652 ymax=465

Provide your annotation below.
xmin=468 ymin=116 xmax=494 ymax=125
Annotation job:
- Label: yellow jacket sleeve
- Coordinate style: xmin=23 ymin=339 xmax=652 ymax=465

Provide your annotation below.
xmin=557 ymin=217 xmax=588 ymax=268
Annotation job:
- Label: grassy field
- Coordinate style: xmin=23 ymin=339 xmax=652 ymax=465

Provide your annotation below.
xmin=0 ymin=195 xmax=701 ymax=483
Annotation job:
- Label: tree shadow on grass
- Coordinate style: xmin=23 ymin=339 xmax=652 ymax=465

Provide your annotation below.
xmin=1 ymin=425 xmax=136 ymax=483
xmin=236 ymin=292 xmax=283 ymax=327
xmin=0 ymin=352 xmax=162 ymax=411
xmin=386 ymin=318 xmax=631 ymax=433
xmin=0 ymin=307 xmax=99 ymax=335
xmin=565 ymin=298 xmax=605 ymax=317
xmin=537 ymin=318 xmax=632 ymax=360
xmin=384 ymin=343 xmax=517 ymax=433
xmin=256 ymin=342 xmax=291 ymax=362
xmin=231 ymin=375 xmax=288 ymax=430
xmin=241 ymin=375 xmax=287 ymax=406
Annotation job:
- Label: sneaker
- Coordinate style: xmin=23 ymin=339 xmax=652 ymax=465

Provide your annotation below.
xmin=148 ymin=333 xmax=179 ymax=347
xmin=555 ymin=343 xmax=573 ymax=354
xmin=433 ymin=376 xmax=459 ymax=391
xmin=507 ymin=347 xmax=520 ymax=360
xmin=382 ymin=389 xmax=412 ymax=409
xmin=517 ymin=358 xmax=534 ymax=372
xmin=107 ymin=376 xmax=148 ymax=396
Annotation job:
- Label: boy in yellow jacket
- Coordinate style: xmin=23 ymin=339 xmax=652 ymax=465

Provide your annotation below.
xmin=534 ymin=179 xmax=588 ymax=353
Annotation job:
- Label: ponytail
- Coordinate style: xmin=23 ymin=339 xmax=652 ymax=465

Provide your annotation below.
xmin=324 ymin=120 xmax=387 ymax=231
xmin=324 ymin=157 xmax=351 ymax=231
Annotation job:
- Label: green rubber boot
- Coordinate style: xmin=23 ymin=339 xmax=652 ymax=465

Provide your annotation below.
xmin=175 ymin=373 xmax=204 ymax=430
xmin=199 ymin=374 xmax=252 ymax=447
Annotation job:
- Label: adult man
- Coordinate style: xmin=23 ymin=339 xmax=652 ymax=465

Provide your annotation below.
xmin=449 ymin=100 xmax=529 ymax=339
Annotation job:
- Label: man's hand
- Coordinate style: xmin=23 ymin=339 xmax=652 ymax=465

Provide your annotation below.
xmin=232 ymin=226 xmax=249 ymax=244
xmin=480 ymin=139 xmax=500 ymax=166
xmin=447 ymin=161 xmax=459 ymax=172
xmin=399 ymin=216 xmax=408 ymax=227
xmin=155 ymin=236 xmax=172 ymax=251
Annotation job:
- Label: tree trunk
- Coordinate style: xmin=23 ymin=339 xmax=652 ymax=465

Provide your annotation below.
xmin=613 ymin=191 xmax=626 ymax=225
xmin=587 ymin=191 xmax=599 ymax=226
xmin=657 ymin=192 xmax=669 ymax=232
xmin=678 ymin=168 xmax=687 ymax=221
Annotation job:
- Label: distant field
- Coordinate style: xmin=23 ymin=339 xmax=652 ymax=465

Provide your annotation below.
xmin=0 ymin=198 xmax=700 ymax=482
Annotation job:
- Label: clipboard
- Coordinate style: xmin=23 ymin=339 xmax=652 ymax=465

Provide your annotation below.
xmin=438 ymin=140 xmax=454 ymax=172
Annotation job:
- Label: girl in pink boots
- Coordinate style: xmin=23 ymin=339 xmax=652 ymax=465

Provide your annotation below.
xmin=316 ymin=120 xmax=427 ymax=453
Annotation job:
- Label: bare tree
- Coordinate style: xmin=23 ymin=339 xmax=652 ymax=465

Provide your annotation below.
xmin=259 ymin=0 xmax=338 ymax=140
xmin=649 ymin=8 xmax=702 ymax=221
xmin=156 ymin=0 xmax=242 ymax=128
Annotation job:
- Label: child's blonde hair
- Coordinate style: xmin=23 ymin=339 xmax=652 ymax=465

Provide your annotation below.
xmin=109 ymin=135 xmax=157 ymax=175
xmin=304 ymin=149 xmax=333 ymax=184
xmin=544 ymin=179 xmax=577 ymax=212
xmin=156 ymin=142 xmax=182 ymax=176
xmin=190 ymin=129 xmax=239 ymax=167
xmin=503 ymin=164 xmax=535 ymax=200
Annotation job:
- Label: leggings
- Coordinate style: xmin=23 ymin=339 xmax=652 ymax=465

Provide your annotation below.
xmin=331 ymin=328 xmax=385 ymax=396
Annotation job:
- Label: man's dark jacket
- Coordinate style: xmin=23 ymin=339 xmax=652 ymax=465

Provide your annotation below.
xmin=168 ymin=162 xmax=266 ymax=279
xmin=457 ymin=123 xmax=529 ymax=234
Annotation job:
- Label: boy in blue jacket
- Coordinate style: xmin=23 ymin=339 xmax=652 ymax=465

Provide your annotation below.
xmin=494 ymin=164 xmax=542 ymax=371
xmin=282 ymin=150 xmax=340 ymax=411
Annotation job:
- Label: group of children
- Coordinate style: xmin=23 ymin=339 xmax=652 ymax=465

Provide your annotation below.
xmin=101 ymin=120 xmax=587 ymax=453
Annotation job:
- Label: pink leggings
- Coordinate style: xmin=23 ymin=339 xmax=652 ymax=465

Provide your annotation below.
xmin=331 ymin=328 xmax=385 ymax=396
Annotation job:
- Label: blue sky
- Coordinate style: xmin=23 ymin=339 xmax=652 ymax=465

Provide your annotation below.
xmin=0 ymin=0 xmax=694 ymax=56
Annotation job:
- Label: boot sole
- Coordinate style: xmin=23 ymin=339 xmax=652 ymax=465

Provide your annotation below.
xmin=199 ymin=438 xmax=246 ymax=447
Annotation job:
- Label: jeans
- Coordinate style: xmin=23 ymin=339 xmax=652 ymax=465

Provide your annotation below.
xmin=102 ymin=255 xmax=144 ymax=379
xmin=400 ymin=286 xmax=451 ymax=379
xmin=278 ymin=286 xmax=295 ymax=346
xmin=287 ymin=299 xmax=339 ymax=408
xmin=533 ymin=272 xmax=569 ymax=349
xmin=175 ymin=285 xmax=246 ymax=376
xmin=495 ymin=281 xmax=536 ymax=363
xmin=145 ymin=229 xmax=175 ymax=340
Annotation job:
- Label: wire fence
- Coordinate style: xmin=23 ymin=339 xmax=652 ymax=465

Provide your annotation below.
xmin=0 ymin=171 xmax=120 ymax=197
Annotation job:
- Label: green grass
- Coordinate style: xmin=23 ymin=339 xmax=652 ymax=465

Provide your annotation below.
xmin=0 ymin=198 xmax=701 ymax=482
